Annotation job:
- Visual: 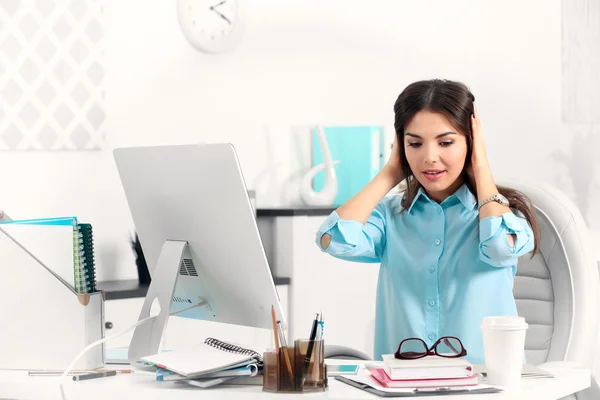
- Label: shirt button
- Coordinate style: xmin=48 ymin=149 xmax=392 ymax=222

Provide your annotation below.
xmin=429 ymin=266 xmax=435 ymax=273
xmin=428 ymin=334 xmax=435 ymax=341
xmin=429 ymin=299 xmax=436 ymax=306
xmin=435 ymin=239 xmax=441 ymax=245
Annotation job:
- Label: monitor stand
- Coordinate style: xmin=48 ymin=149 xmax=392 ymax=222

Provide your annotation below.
xmin=127 ymin=240 xmax=210 ymax=366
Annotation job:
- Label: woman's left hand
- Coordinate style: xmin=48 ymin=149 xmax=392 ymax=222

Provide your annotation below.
xmin=468 ymin=105 xmax=491 ymax=180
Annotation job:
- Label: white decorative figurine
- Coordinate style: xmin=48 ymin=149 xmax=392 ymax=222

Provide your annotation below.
xmin=299 ymin=126 xmax=339 ymax=206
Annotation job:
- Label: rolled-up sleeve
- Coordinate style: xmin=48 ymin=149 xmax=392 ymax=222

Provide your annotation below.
xmin=479 ymin=211 xmax=534 ymax=268
xmin=315 ymin=203 xmax=386 ymax=263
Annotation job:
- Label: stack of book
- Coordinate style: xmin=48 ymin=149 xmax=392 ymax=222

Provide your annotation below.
xmin=367 ymin=354 xmax=478 ymax=389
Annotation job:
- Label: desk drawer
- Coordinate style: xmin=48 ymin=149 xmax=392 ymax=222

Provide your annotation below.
xmin=104 ymin=297 xmax=145 ymax=348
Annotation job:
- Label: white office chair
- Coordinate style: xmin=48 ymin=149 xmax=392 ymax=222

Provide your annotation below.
xmin=505 ymin=181 xmax=600 ymax=400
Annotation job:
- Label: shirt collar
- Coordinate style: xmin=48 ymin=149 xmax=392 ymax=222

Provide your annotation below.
xmin=406 ymin=187 xmax=427 ymax=214
xmin=406 ymin=183 xmax=477 ymax=214
xmin=453 ymin=183 xmax=478 ymax=210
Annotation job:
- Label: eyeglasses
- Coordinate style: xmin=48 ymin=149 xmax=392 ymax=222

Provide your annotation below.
xmin=394 ymin=336 xmax=467 ymax=360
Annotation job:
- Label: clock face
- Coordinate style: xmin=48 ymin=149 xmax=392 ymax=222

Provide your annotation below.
xmin=177 ymin=0 xmax=246 ymax=54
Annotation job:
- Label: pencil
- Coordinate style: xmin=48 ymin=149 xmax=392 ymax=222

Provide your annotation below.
xmin=277 ymin=320 xmax=294 ymax=383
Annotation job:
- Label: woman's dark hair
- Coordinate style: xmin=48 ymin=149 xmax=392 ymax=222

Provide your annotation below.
xmin=393 ymin=79 xmax=539 ymax=256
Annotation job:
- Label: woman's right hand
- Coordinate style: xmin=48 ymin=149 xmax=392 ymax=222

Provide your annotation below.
xmin=383 ymin=135 xmax=404 ymax=186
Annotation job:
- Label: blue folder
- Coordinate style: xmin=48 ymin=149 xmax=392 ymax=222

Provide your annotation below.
xmin=312 ymin=126 xmax=385 ymax=206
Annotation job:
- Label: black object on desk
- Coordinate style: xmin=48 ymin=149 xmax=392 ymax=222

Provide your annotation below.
xmin=131 ymin=233 xmax=151 ymax=285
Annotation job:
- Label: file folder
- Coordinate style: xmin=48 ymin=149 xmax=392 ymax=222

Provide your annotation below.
xmin=312 ymin=125 xmax=385 ymax=206
xmin=0 ymin=221 xmax=104 ymax=370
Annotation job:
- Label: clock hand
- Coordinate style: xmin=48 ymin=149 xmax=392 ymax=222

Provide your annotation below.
xmin=209 ymin=1 xmax=227 ymax=10
xmin=216 ymin=11 xmax=231 ymax=24
xmin=210 ymin=9 xmax=231 ymax=24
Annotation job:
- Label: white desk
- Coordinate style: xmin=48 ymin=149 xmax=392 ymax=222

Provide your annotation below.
xmin=0 ymin=362 xmax=590 ymax=400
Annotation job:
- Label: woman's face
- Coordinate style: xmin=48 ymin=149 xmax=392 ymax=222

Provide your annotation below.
xmin=404 ymin=110 xmax=468 ymax=203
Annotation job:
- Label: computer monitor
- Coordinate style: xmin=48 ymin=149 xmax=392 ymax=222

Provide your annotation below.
xmin=113 ymin=143 xmax=286 ymax=364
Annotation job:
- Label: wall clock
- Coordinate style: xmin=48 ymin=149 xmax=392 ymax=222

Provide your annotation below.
xmin=177 ymin=0 xmax=246 ymax=54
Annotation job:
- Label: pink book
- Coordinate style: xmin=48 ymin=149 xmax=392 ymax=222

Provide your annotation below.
xmin=368 ymin=368 xmax=479 ymax=389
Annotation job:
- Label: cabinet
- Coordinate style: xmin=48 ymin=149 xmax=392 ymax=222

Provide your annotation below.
xmin=104 ymin=297 xmax=146 ymax=349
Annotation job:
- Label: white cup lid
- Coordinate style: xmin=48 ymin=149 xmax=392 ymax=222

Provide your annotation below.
xmin=481 ymin=316 xmax=528 ymax=330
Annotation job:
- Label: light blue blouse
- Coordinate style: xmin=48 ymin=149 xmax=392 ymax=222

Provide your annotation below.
xmin=315 ymin=184 xmax=534 ymax=364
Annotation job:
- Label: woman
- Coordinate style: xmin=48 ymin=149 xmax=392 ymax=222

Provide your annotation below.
xmin=315 ymin=79 xmax=539 ymax=364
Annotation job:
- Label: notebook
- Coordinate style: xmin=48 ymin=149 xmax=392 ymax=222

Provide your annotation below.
xmin=368 ymin=368 xmax=479 ymax=388
xmin=74 ymin=223 xmax=96 ymax=293
xmin=156 ymin=363 xmax=259 ymax=381
xmin=140 ymin=337 xmax=263 ymax=377
xmin=312 ymin=125 xmax=385 ymax=206
xmin=382 ymin=354 xmax=473 ymax=380
xmin=0 ymin=217 xmax=97 ymax=294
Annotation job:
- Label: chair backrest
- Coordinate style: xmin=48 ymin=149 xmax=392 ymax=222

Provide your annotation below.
xmin=504 ymin=181 xmax=599 ymax=368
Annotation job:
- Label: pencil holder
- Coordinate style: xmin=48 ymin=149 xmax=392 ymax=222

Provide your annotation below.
xmin=263 ymin=339 xmax=328 ymax=393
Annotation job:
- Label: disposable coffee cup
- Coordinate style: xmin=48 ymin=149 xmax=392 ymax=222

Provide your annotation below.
xmin=481 ymin=316 xmax=528 ymax=391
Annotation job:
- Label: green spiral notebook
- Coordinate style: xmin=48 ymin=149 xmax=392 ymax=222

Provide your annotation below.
xmin=74 ymin=223 xmax=96 ymax=293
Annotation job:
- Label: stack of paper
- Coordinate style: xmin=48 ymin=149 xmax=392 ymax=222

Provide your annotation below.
xmin=140 ymin=337 xmax=264 ymax=388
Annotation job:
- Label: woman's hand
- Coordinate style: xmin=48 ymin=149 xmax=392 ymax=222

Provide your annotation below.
xmin=468 ymin=105 xmax=491 ymax=180
xmin=383 ymin=135 xmax=405 ymax=186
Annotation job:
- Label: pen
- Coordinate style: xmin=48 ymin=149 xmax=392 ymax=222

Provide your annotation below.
xmin=73 ymin=370 xmax=117 ymax=381
xmin=29 ymin=369 xmax=133 ymax=377
xmin=277 ymin=320 xmax=294 ymax=382
xmin=271 ymin=305 xmax=280 ymax=351
xmin=277 ymin=320 xmax=288 ymax=349
xmin=317 ymin=310 xmax=324 ymax=340
xmin=303 ymin=313 xmax=319 ymax=379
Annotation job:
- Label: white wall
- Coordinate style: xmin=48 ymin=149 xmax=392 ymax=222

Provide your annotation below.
xmin=2 ymin=0 xmax=595 ymax=282
xmin=2 ymin=0 xmax=599 ymax=380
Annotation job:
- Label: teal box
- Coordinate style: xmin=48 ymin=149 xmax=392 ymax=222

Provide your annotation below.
xmin=312 ymin=126 xmax=385 ymax=206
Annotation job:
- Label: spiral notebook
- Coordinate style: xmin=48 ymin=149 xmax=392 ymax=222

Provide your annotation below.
xmin=74 ymin=223 xmax=96 ymax=293
xmin=140 ymin=337 xmax=263 ymax=377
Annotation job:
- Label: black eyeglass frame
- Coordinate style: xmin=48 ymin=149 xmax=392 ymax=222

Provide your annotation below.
xmin=394 ymin=336 xmax=467 ymax=360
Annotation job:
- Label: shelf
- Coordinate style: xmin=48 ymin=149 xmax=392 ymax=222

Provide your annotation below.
xmin=98 ymin=276 xmax=291 ymax=301
xmin=257 ymin=207 xmax=335 ymax=217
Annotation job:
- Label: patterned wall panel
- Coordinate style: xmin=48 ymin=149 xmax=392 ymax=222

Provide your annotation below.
xmin=0 ymin=0 xmax=105 ymax=150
